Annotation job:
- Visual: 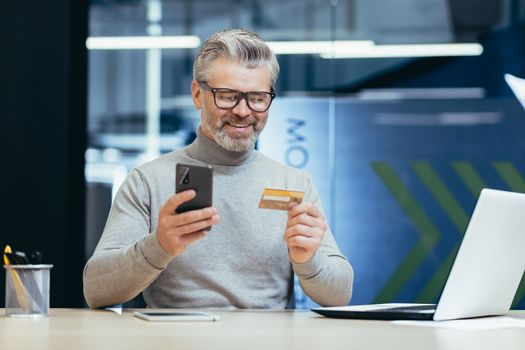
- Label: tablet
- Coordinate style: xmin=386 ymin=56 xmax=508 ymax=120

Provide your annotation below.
xmin=134 ymin=311 xmax=220 ymax=322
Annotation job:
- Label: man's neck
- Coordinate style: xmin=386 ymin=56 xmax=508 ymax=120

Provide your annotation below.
xmin=186 ymin=127 xmax=255 ymax=166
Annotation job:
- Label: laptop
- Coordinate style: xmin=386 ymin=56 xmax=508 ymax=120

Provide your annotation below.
xmin=313 ymin=188 xmax=525 ymax=321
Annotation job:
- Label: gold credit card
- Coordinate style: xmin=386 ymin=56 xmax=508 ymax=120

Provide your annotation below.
xmin=259 ymin=188 xmax=305 ymax=210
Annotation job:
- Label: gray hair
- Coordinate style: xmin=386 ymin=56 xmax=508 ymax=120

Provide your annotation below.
xmin=193 ymin=29 xmax=279 ymax=87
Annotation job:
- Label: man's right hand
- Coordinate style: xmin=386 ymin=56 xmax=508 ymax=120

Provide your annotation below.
xmin=156 ymin=190 xmax=220 ymax=256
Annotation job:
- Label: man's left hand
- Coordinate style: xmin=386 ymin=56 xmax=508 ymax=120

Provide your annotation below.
xmin=284 ymin=202 xmax=327 ymax=264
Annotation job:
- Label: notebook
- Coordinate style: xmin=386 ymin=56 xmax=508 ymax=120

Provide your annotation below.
xmin=313 ymin=189 xmax=525 ymax=321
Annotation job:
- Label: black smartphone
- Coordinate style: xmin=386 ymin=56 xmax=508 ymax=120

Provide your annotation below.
xmin=175 ymin=163 xmax=213 ymax=229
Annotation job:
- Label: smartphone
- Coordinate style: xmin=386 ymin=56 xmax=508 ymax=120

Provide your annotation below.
xmin=134 ymin=311 xmax=220 ymax=322
xmin=175 ymin=163 xmax=213 ymax=228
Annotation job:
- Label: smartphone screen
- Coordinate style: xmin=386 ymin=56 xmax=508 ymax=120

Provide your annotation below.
xmin=134 ymin=311 xmax=220 ymax=322
xmin=175 ymin=163 xmax=213 ymax=226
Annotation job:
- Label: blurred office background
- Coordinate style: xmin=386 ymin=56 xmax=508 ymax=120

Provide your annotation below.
xmin=2 ymin=0 xmax=525 ymax=308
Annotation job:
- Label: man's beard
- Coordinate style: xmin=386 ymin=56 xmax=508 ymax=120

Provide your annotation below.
xmin=201 ymin=113 xmax=264 ymax=152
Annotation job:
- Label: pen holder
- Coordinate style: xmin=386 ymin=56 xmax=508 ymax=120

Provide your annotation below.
xmin=4 ymin=264 xmax=53 ymax=317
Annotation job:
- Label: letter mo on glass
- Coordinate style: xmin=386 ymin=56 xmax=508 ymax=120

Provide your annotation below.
xmin=286 ymin=118 xmax=308 ymax=169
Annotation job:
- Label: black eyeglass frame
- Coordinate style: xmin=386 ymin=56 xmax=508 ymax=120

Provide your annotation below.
xmin=198 ymin=81 xmax=276 ymax=113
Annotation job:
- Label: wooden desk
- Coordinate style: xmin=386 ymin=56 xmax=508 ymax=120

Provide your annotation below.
xmin=1 ymin=309 xmax=525 ymax=350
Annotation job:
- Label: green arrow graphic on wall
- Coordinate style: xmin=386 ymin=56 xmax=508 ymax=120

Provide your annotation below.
xmin=372 ymin=160 xmax=525 ymax=307
xmin=413 ymin=162 xmax=470 ymax=302
xmin=371 ymin=162 xmax=440 ymax=303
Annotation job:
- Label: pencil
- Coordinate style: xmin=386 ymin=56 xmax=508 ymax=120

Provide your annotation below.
xmin=3 ymin=245 xmax=31 ymax=311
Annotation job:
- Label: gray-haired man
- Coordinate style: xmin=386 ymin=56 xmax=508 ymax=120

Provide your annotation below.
xmin=83 ymin=29 xmax=353 ymax=309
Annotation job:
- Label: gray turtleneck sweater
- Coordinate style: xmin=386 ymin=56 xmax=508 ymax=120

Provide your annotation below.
xmin=83 ymin=131 xmax=353 ymax=309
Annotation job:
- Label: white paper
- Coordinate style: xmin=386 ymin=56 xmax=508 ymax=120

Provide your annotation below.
xmin=105 ymin=304 xmax=123 ymax=315
xmin=393 ymin=316 xmax=525 ymax=330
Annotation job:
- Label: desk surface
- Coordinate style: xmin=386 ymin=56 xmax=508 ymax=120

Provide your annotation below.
xmin=1 ymin=309 xmax=525 ymax=350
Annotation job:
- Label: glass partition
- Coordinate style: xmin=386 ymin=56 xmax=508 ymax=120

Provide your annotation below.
xmin=86 ymin=0 xmax=525 ymax=308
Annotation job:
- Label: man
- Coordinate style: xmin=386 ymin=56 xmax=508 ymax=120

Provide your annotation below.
xmin=83 ymin=29 xmax=353 ymax=309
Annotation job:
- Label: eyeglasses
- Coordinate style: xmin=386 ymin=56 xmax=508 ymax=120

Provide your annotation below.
xmin=198 ymin=81 xmax=276 ymax=113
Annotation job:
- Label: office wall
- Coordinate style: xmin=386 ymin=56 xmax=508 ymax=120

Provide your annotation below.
xmin=0 ymin=1 xmax=88 ymax=307
xmin=260 ymin=94 xmax=525 ymax=309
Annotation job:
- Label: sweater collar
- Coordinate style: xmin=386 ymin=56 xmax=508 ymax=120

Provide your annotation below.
xmin=187 ymin=127 xmax=256 ymax=166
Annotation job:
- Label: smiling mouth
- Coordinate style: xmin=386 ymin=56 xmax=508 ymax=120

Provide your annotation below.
xmin=226 ymin=122 xmax=252 ymax=129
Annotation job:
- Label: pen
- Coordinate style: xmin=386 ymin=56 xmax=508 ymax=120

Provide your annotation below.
xmin=3 ymin=245 xmax=31 ymax=311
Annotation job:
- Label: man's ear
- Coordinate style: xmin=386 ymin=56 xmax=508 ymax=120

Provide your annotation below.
xmin=191 ymin=80 xmax=202 ymax=110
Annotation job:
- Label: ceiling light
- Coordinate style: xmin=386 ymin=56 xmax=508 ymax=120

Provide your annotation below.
xmin=321 ymin=43 xmax=483 ymax=59
xmin=267 ymin=40 xmax=375 ymax=55
xmin=86 ymin=36 xmax=201 ymax=50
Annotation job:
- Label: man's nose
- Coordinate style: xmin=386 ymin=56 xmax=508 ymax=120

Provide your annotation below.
xmin=232 ymin=97 xmax=251 ymax=117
